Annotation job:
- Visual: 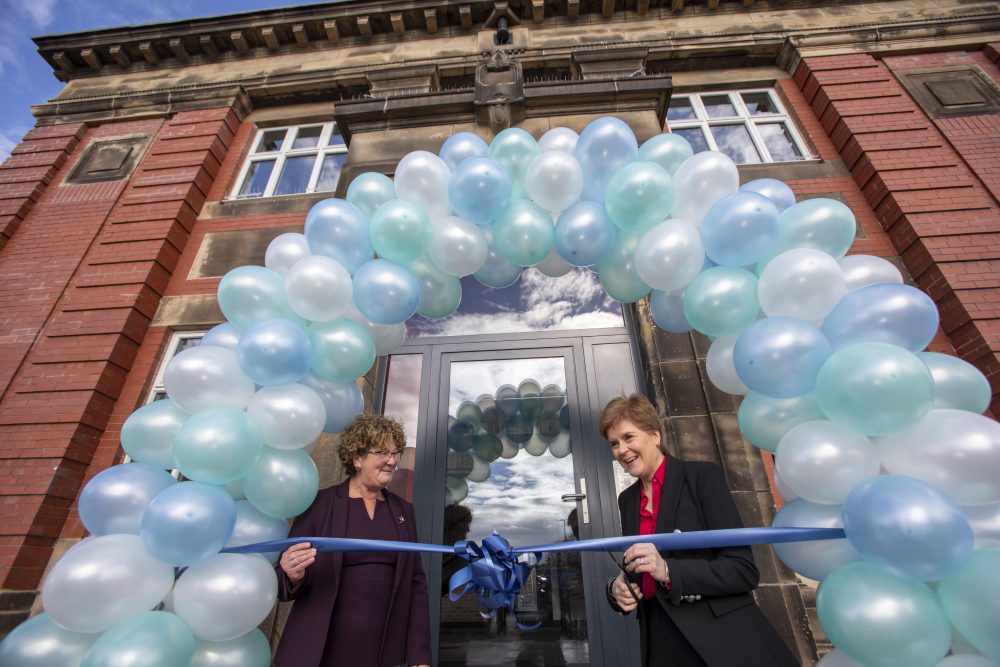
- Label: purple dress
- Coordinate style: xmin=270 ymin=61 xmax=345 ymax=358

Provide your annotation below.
xmin=321 ymin=498 xmax=398 ymax=666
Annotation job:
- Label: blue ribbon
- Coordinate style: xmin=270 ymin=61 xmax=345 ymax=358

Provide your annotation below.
xmin=224 ymin=526 xmax=845 ymax=628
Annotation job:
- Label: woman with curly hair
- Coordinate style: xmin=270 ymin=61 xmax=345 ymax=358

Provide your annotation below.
xmin=274 ymin=413 xmax=431 ymax=667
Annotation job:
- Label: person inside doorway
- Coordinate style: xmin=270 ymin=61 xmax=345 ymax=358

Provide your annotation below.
xmin=602 ymin=394 xmax=799 ymax=667
xmin=274 ymin=414 xmax=431 ymax=667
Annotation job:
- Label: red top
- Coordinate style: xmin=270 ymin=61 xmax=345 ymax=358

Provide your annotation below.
xmin=638 ymin=457 xmax=668 ymax=599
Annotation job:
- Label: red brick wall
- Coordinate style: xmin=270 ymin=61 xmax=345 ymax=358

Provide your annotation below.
xmin=794 ymin=51 xmax=1000 ymax=416
xmin=0 ymin=106 xmax=239 ymax=590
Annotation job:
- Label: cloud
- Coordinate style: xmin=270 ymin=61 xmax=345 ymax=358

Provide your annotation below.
xmin=0 ymin=126 xmax=28 ymax=164
xmin=16 ymin=0 xmax=58 ymax=29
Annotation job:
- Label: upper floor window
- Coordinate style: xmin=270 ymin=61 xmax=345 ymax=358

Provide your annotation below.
xmin=148 ymin=332 xmax=204 ymax=402
xmin=231 ymin=122 xmax=348 ymax=199
xmin=667 ymin=89 xmax=809 ymax=164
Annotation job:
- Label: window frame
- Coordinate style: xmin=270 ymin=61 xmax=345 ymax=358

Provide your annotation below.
xmin=229 ymin=121 xmax=348 ymax=200
xmin=666 ymin=88 xmax=811 ymax=164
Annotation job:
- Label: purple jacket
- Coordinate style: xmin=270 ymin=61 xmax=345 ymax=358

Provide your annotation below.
xmin=273 ymin=480 xmax=432 ymax=667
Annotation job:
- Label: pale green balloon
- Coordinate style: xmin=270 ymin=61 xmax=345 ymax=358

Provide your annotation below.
xmin=408 ymin=256 xmax=462 ymax=318
xmin=370 ymin=199 xmax=433 ymax=264
xmin=81 ymin=612 xmax=194 ymax=667
xmin=603 ymin=160 xmax=674 ymax=235
xmin=737 ymin=392 xmax=826 ymax=452
xmin=307 ymin=318 xmax=376 ymax=382
xmin=938 ymin=549 xmax=1000 ymax=661
xmin=243 ymin=446 xmax=319 ymax=519
xmin=919 ymin=351 xmax=992 ymax=414
xmin=488 ymin=128 xmax=540 ymax=199
xmin=191 ymin=629 xmax=272 ymax=667
xmin=346 ymin=172 xmax=396 ymax=218
xmin=493 ymin=199 xmax=554 ymax=267
xmin=682 ymin=266 xmax=759 ymax=338
xmin=597 ymin=232 xmax=651 ymax=303
xmin=173 ymin=407 xmax=263 ymax=485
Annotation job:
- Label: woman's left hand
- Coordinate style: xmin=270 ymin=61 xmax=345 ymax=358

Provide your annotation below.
xmin=624 ymin=542 xmax=670 ymax=585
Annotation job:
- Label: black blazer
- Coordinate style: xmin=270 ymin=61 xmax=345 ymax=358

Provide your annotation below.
xmin=612 ymin=454 xmax=798 ymax=667
xmin=274 ymin=480 xmax=432 ymax=667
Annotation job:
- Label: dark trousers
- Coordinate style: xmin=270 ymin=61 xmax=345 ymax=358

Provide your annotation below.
xmin=641 ymin=598 xmax=709 ymax=667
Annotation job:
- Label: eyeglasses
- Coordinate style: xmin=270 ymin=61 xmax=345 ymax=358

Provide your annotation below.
xmin=366 ymin=449 xmax=403 ymax=461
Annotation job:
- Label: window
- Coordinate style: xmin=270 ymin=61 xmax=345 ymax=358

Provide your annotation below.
xmin=231 ymin=122 xmax=348 ymax=199
xmin=667 ymin=89 xmax=809 ymax=164
xmin=147 ymin=332 xmax=205 ymax=402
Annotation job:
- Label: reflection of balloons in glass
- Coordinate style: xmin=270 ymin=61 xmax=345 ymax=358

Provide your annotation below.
xmin=79 ymin=611 xmax=194 ymax=667
xmin=518 ymin=380 xmax=543 ymax=421
xmin=507 ymin=412 xmax=533 ymax=443
xmin=466 ymin=455 xmax=492 ymax=483
xmin=553 ymin=200 xmax=617 ymax=267
xmin=456 ymin=401 xmax=483 ymax=431
xmin=445 ymin=475 xmax=469 ymax=504
xmin=236 ymin=318 xmax=313 ymax=387
xmin=671 ymin=151 xmax=739 ymax=226
xmin=496 ymin=385 xmax=520 ymax=416
xmin=815 ymin=342 xmax=933 ymax=436
xmin=201 ymin=322 xmax=242 ymax=351
xmin=120 ymin=398 xmax=186 ymax=469
xmin=446 ymin=450 xmax=474 ymax=478
xmin=448 ymin=156 xmax=512 ymax=225
xmin=473 ymin=434 xmax=503 ymax=462
xmin=0 ymin=612 xmax=99 ymax=666
xmin=560 ymin=405 xmax=571 ymax=431
xmin=190 ymin=628 xmax=273 ymax=667
xmin=242 ymin=447 xmax=319 ymax=519
xmin=758 ymin=248 xmax=845 ymax=322
xmin=524 ymin=428 xmax=549 ymax=455
xmin=217 ymin=266 xmax=302 ymax=331
xmin=938 ymin=549 xmax=1000 ymax=661
xmin=772 ymin=498 xmax=860 ymax=581
xmin=524 ymin=151 xmax=583 ymax=213
xmin=701 ymin=191 xmax=781 ymax=267
xmin=79 ymin=463 xmax=177 ymax=537
xmin=346 ymin=171 xmax=395 ymax=218
xmin=430 ymin=216 xmax=488 ymax=277
xmin=683 ymin=267 xmax=759 ymax=338
xmin=394 ymin=150 xmax=452 ymax=222
xmin=878 ymin=409 xmax=1000 ymax=506
xmin=481 ymin=406 xmax=507 ymax=435
xmin=821 ymin=283 xmax=940 ymax=353
xmin=598 ymin=232 xmax=652 ymax=303
xmin=737 ymin=392 xmax=826 ymax=453
xmin=843 ymin=475 xmax=974 ymax=581
xmin=816 ymin=562 xmax=950 ymax=667
xmin=919 ymin=351 xmax=991 ymax=414
xmin=141 ymin=481 xmax=237 ymax=566
xmin=304 ymin=198 xmax=372 ymax=275
xmin=164 ymin=346 xmax=256 ymax=413
xmin=638 ymin=132 xmax=693 ymax=176
xmin=775 ymin=420 xmax=879 ymax=505
xmin=172 ymin=407 xmax=263 ymax=484
xmin=247 ymin=384 xmax=325 ymax=450
xmin=548 ymin=431 xmax=572 ymax=458
xmin=439 ymin=131 xmax=488 ymax=171
xmin=541 ymin=385 xmax=565 ymax=412
xmin=476 ymin=393 xmax=496 ymax=411
xmin=574 ymin=116 xmax=638 ymax=202
xmin=500 ymin=435 xmax=519 ymax=459
xmin=603 ymin=161 xmax=673 ymax=235
xmin=265 ymin=232 xmax=311 ymax=277
xmin=308 ymin=318 xmax=376 ymax=382
xmin=740 ymin=178 xmax=796 ymax=213
xmin=634 ymin=219 xmax=705 ymax=292
xmin=448 ymin=420 xmax=476 ymax=452
xmin=733 ymin=317 xmax=832 ymax=399
xmin=838 ymin=254 xmax=903 ymax=292
xmin=537 ymin=410 xmax=562 ymax=440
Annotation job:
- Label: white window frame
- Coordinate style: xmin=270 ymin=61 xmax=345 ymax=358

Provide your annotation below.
xmin=666 ymin=89 xmax=811 ymax=164
xmin=146 ymin=331 xmax=206 ymax=403
xmin=229 ymin=121 xmax=348 ymax=200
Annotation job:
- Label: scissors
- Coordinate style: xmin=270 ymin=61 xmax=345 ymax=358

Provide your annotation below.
xmin=605 ymin=549 xmax=642 ymax=606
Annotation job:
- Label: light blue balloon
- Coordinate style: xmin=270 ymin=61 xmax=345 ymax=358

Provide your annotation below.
xmin=772 ymin=499 xmax=860 ymax=581
xmin=304 ymin=198 xmax=373 ymax=275
xmin=236 ymin=319 xmax=312 ymax=387
xmin=682 ymin=266 xmax=759 ymax=337
xmin=307 ymin=318 xmax=376 ymax=381
xmin=597 ymin=232 xmax=651 ymax=303
xmin=815 ymin=342 xmax=933 ymax=435
xmin=409 ymin=256 xmax=462 ymax=318
xmin=774 ymin=197 xmax=857 ymax=259
xmin=243 ymin=446 xmax=319 ymax=519
xmin=737 ymin=392 xmax=826 ymax=452
xmin=603 ymin=161 xmax=673 ymax=234
xmin=938 ymin=549 xmax=1000 ymax=660
xmin=439 ymin=131 xmax=488 ymax=171
xmin=821 ymin=283 xmax=940 ymax=352
xmin=351 ymin=259 xmax=421 ymax=324
xmin=740 ymin=178 xmax=796 ymax=212
xmin=448 ymin=156 xmax=512 ymax=225
xmin=638 ymin=132 xmax=694 ymax=176
xmin=224 ymin=500 xmax=290 ymax=565
xmin=369 ymin=199 xmax=433 ymax=264
xmin=843 ymin=475 xmax=974 ymax=581
xmin=487 ymin=128 xmax=539 ymax=199
xmin=191 ymin=629 xmax=272 ymax=667
xmin=493 ymin=199 xmax=554 ymax=266
xmin=649 ymin=288 xmax=691 ymax=333
xmin=574 ymin=116 xmax=639 ymax=202
xmin=0 ymin=612 xmax=99 ymax=666
xmin=346 ymin=172 xmax=395 ymax=218
xmin=120 ymin=399 xmax=187 ymax=469
xmin=172 ymin=408 xmax=263 ymax=485
xmin=79 ymin=463 xmax=177 ymax=537
xmin=298 ymin=373 xmax=363 ymax=433
xmin=553 ymin=200 xmax=617 ymax=267
xmin=919 ymin=351 xmax=992 ymax=413
xmin=701 ymin=192 xmax=781 ymax=267
xmin=817 ymin=561 xmax=951 ymax=667
xmin=81 ymin=611 xmax=194 ymax=667
xmin=141 ymin=481 xmax=236 ymax=567
xmin=733 ymin=317 xmax=832 ymax=398
xmin=217 ymin=266 xmax=301 ymax=331
xmin=474 ymin=225 xmax=522 ymax=288
xmin=200 ymin=323 xmax=242 ymax=351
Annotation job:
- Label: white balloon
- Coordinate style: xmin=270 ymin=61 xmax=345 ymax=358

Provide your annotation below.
xmin=524 ymin=151 xmax=584 ymax=212
xmin=758 ymin=248 xmax=845 ymax=321
xmin=264 ymin=233 xmax=311 ymax=276
xmin=341 ymin=304 xmax=407 ymax=356
xmin=879 ymin=409 xmax=1000 ymax=505
xmin=671 ymin=151 xmax=740 ymax=226
xmin=817 ymin=650 xmax=864 ymax=667
xmin=838 ymin=254 xmax=903 ymax=292
xmin=706 ymin=334 xmax=750 ymax=395
xmin=935 ymin=656 xmax=1000 ymax=667
xmin=964 ymin=501 xmax=1000 ymax=549
xmin=247 ymin=384 xmax=326 ymax=449
xmin=634 ymin=219 xmax=705 ymax=291
xmin=535 ymin=246 xmax=574 ymax=278
xmin=42 ymin=534 xmax=174 ymax=633
xmin=774 ymin=468 xmax=798 ymax=501
xmin=284 ymin=255 xmax=353 ymax=323
xmin=163 ymin=346 xmax=256 ymax=413
xmin=429 ymin=216 xmax=488 ymax=277
xmin=224 ymin=500 xmax=290 ymax=565
xmin=394 ymin=150 xmax=452 ymax=222
xmin=173 ymin=554 xmax=278 ymax=641
xmin=191 ymin=629 xmax=272 ymax=667
xmin=772 ymin=499 xmax=861 ymax=581
xmin=548 ymin=430 xmax=572 ymax=458
xmin=538 ymin=127 xmax=579 ymax=153
xmin=775 ymin=420 xmax=880 ymax=504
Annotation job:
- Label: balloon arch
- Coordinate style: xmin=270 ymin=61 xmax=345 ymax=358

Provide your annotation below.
xmin=2 ymin=117 xmax=999 ymax=666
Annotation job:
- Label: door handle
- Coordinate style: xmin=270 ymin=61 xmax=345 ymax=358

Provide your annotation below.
xmin=561 ymin=493 xmax=586 ymax=502
xmin=563 ymin=478 xmax=589 ymax=524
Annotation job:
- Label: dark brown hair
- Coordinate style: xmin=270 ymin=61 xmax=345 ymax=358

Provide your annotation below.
xmin=338 ymin=413 xmax=406 ymax=477
xmin=599 ymin=394 xmax=667 ymax=454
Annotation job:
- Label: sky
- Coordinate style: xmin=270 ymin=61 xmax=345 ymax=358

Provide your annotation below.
xmin=0 ymin=0 xmax=327 ymax=162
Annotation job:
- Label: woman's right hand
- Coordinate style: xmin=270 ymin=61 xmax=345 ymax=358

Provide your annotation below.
xmin=279 ymin=542 xmax=316 ymax=584
xmin=611 ymin=573 xmax=642 ymax=612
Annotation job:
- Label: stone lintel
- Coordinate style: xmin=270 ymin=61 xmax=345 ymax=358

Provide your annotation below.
xmin=109 ymin=45 xmax=131 ymax=67
xmin=138 ymin=42 xmax=158 ymax=65
xmin=200 ymin=35 xmax=219 ymax=58
xmin=80 ymin=48 xmax=102 ymax=71
xmin=169 ymin=38 xmax=188 ymax=62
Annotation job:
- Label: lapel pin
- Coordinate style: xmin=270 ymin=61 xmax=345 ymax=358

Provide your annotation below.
xmin=399 ymin=516 xmax=405 ymax=523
